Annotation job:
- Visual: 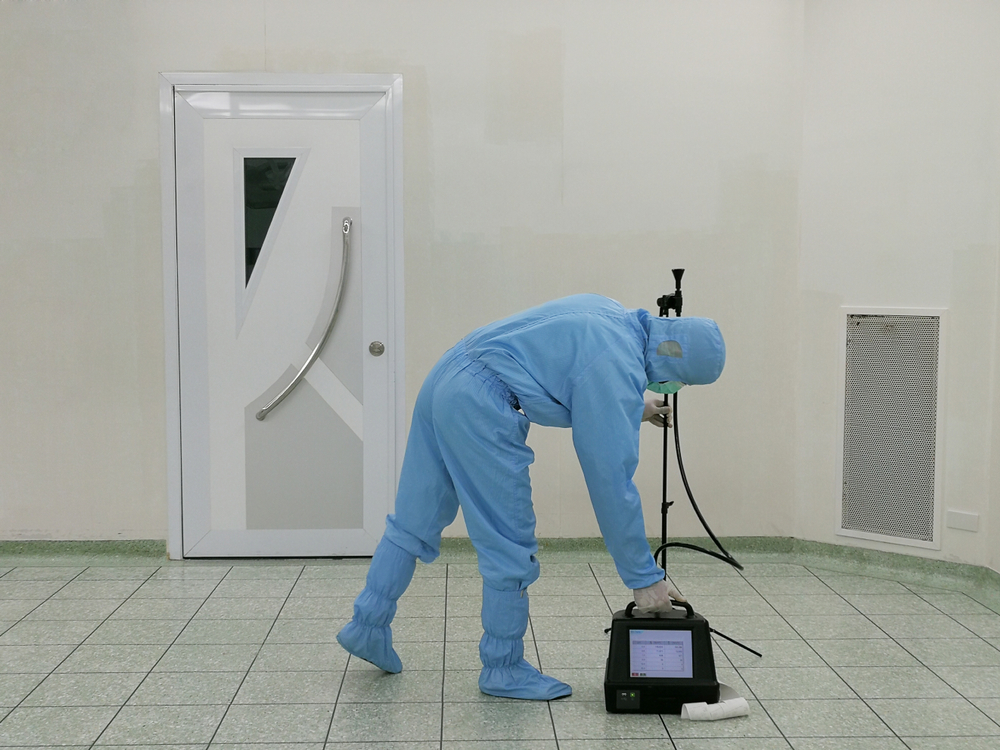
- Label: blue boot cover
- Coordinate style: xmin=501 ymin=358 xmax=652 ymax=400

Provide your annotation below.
xmin=336 ymin=537 xmax=416 ymax=673
xmin=478 ymin=585 xmax=572 ymax=700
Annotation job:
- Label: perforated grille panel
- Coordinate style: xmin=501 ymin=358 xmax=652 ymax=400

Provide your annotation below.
xmin=841 ymin=314 xmax=939 ymax=542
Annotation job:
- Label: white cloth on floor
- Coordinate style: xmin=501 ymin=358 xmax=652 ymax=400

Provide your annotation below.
xmin=680 ymin=682 xmax=750 ymax=721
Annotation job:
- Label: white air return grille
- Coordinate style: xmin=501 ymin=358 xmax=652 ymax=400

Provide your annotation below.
xmin=841 ymin=314 xmax=939 ymax=543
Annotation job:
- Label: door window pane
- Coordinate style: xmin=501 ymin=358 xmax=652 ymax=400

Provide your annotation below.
xmin=244 ymin=157 xmax=295 ymax=285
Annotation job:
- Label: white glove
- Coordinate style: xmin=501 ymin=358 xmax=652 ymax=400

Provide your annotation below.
xmin=642 ymin=397 xmax=672 ymax=428
xmin=633 ymin=578 xmax=687 ymax=612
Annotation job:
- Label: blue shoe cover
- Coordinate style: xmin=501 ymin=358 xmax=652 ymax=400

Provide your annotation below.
xmin=479 ymin=660 xmax=573 ymax=700
xmin=478 ymin=585 xmax=572 ymax=700
xmin=337 ymin=618 xmax=402 ymax=673
xmin=336 ymin=537 xmax=416 ymax=673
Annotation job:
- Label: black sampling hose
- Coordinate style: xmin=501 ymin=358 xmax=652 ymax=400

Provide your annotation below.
xmin=652 ymin=391 xmax=744 ymax=572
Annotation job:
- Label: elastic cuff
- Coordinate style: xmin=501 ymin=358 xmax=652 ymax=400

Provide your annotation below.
xmin=479 ymin=634 xmax=524 ymax=668
xmin=352 ymin=589 xmax=397 ymax=628
xmin=383 ymin=518 xmax=439 ymax=564
xmin=622 ymin=567 xmax=666 ymax=591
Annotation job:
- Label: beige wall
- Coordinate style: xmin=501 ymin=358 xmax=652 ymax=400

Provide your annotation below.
xmin=795 ymin=0 xmax=1000 ymax=570
xmin=0 ymin=1 xmax=997 ymax=571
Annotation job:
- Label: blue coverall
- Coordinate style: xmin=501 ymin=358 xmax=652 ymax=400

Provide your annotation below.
xmin=338 ymin=294 xmax=726 ymax=699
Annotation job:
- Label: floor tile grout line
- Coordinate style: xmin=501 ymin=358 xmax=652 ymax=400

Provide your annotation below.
xmin=587 ymin=562 xmax=616 ymax=617
xmin=545 ymin=700 xmax=560 ymax=750
xmin=657 ymin=710 xmax=680 ymax=748
xmin=904 ymin=582 xmax=1000 ymax=655
xmin=866 ymin=587 xmax=984 ymax=639
xmin=577 ymin=565 xmax=679 ymax=746
xmin=585 ymin=561 xmax=615 ymax=741
xmin=736 ymin=566 xmax=916 ymax=745
xmin=86 ymin=565 xmax=233 ymax=749
xmin=807 ymin=563 xmax=1000 ymax=615
xmin=0 ymin=565 xmax=94 ymax=641
xmin=14 ymin=689 xmax=1000 ymax=703
xmin=734 ymin=565 xmax=863 ymax=744
xmin=705 ymin=579 xmax=794 ymax=749
xmin=439 ymin=563 xmax=449 ymax=750
xmin=810 ymin=564 xmax=1000 ymax=652
xmin=0 ymin=564 xmax=150 ymax=728
xmin=913 ymin=585 xmax=1000 ymax=617
xmin=324 ymin=641 xmax=352 ymax=747
xmin=802 ymin=573 xmax=1000 ymax=732
xmin=525 ymin=605 xmax=560 ymax=749
xmin=912 ymin=583 xmax=1000 ymax=624
xmin=204 ymin=563 xmax=306 ymax=747
xmin=901 ymin=579 xmax=1000 ymax=724
xmin=592 ymin=562 xmax=683 ymax=745
xmin=4 ymin=557 xmax=998 ymax=746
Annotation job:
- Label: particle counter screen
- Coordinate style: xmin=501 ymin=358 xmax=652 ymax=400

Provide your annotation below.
xmin=628 ymin=629 xmax=693 ymax=679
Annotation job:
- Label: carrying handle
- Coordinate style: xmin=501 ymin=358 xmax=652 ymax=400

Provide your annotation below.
xmin=624 ymin=599 xmax=694 ymax=619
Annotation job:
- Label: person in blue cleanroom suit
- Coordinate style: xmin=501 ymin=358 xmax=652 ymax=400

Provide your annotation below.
xmin=337 ymin=294 xmax=725 ymax=700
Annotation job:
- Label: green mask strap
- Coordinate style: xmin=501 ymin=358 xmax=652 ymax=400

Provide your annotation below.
xmin=647 ymin=381 xmax=685 ymax=395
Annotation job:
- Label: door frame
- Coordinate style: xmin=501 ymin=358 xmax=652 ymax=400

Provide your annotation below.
xmin=159 ymin=73 xmax=405 ymax=559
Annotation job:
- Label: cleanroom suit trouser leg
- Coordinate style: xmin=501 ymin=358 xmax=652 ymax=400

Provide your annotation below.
xmin=340 ymin=346 xmax=569 ymax=697
xmin=336 ymin=353 xmax=460 ymax=673
xmin=385 ymin=345 xmax=542 ymax=590
xmin=403 ymin=348 xmax=570 ymax=699
xmin=335 ymin=536 xmax=415 ymax=673
xmin=477 ymin=583 xmax=571 ymax=700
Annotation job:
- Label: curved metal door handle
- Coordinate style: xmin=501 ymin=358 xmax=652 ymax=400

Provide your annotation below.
xmin=256 ymin=217 xmax=352 ymax=420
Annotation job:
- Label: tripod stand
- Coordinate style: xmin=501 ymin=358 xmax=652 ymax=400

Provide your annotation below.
xmin=652 ymin=269 xmax=743 ymax=574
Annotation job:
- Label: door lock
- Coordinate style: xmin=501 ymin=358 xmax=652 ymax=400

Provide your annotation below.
xmin=369 ymin=341 xmax=385 ymax=356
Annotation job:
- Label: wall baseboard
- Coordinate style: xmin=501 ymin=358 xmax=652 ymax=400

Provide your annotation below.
xmin=0 ymin=540 xmax=167 ymax=558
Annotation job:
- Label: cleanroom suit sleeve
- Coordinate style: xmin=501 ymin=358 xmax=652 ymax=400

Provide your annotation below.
xmin=570 ymin=351 xmax=664 ymax=591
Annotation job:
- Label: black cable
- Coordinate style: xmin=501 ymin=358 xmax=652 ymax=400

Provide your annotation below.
xmin=654 ymin=391 xmax=743 ymax=572
xmin=709 ymin=627 xmax=762 ymax=657
xmin=659 ymin=393 xmax=672 ymax=572
xmin=654 ymin=541 xmax=738 ymax=567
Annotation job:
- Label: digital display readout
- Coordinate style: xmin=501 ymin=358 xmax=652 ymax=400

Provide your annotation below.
xmin=628 ymin=629 xmax=693 ymax=679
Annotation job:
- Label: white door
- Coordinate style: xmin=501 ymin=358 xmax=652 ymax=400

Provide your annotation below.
xmin=160 ymin=75 xmax=404 ymax=558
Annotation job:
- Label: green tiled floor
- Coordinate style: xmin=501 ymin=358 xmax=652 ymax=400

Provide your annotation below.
xmin=0 ymin=549 xmax=996 ymax=748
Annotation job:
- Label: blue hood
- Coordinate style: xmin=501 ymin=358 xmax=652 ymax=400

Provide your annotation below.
xmin=641 ymin=314 xmax=726 ymax=386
